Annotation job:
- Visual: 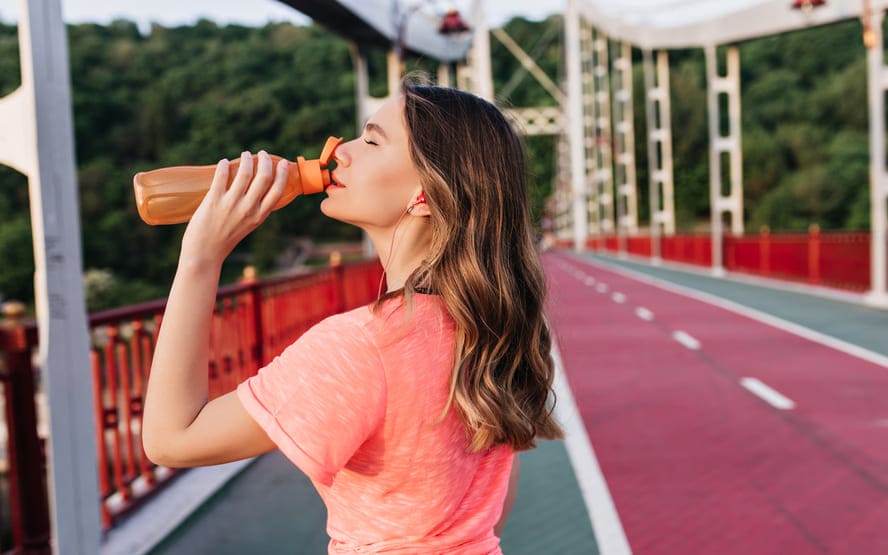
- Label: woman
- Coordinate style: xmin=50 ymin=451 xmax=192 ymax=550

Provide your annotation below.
xmin=142 ymin=78 xmax=563 ymax=554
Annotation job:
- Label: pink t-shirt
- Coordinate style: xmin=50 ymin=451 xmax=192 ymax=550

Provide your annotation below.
xmin=236 ymin=293 xmax=514 ymax=554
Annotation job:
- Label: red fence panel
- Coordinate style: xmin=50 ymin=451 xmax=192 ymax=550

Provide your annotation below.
xmin=626 ymin=236 xmax=652 ymax=257
xmin=0 ymin=259 xmax=382 ymax=552
xmin=660 ymin=234 xmax=712 ymax=267
xmin=723 ymin=230 xmax=871 ymax=292
xmin=817 ymin=232 xmax=870 ymax=291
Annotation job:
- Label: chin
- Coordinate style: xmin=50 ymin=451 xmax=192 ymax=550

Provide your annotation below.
xmin=320 ymin=199 xmax=362 ymax=228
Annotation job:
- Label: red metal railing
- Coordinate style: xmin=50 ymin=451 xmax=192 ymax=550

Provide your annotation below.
xmin=0 ymin=260 xmax=382 ymax=552
xmin=561 ymin=229 xmax=876 ymax=292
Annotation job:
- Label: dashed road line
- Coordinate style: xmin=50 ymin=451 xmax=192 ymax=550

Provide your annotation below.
xmin=611 ymin=292 xmax=626 ymax=304
xmin=596 ymin=283 xmax=609 ymax=293
xmin=740 ymin=377 xmax=796 ymax=410
xmin=672 ymin=330 xmax=701 ymax=351
xmin=635 ymin=307 xmax=654 ymax=321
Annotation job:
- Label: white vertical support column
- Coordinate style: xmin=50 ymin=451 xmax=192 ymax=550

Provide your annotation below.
xmin=865 ymin=8 xmax=888 ymax=306
xmin=592 ymin=28 xmax=615 ymax=239
xmin=0 ymin=0 xmax=100 ymax=552
xmin=643 ymin=48 xmax=675 ymax=264
xmin=565 ymin=0 xmax=588 ymax=251
xmin=612 ymin=41 xmax=638 ymax=255
xmin=579 ymin=18 xmax=600 ymax=236
xmin=349 ymin=43 xmax=370 ymax=130
xmin=348 ymin=44 xmax=378 ymax=257
xmin=387 ymin=49 xmax=403 ymax=97
xmin=469 ymin=0 xmax=494 ymax=101
xmin=437 ymin=63 xmax=452 ymax=87
xmin=705 ymin=44 xmax=744 ymax=276
xmin=555 ymin=132 xmax=574 ymax=242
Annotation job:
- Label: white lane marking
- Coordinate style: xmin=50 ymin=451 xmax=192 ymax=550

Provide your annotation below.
xmin=570 ymin=255 xmax=888 ymax=369
xmin=584 ymin=277 xmax=597 ymax=286
xmin=740 ymin=377 xmax=796 ymax=410
xmin=612 ymin=292 xmax=626 ymax=304
xmin=596 ymin=283 xmax=609 ymax=293
xmin=635 ymin=307 xmax=654 ymax=321
xmin=672 ymin=330 xmax=701 ymax=350
xmin=551 ymin=339 xmax=633 ymax=555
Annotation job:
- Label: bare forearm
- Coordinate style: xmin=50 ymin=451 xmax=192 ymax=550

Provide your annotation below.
xmin=142 ymin=258 xmax=221 ymax=455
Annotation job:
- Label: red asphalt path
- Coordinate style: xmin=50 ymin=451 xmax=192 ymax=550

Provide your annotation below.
xmin=544 ymin=252 xmax=888 ymax=555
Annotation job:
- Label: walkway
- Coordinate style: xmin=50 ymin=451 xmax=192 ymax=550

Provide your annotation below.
xmin=546 ymin=250 xmax=888 ymax=554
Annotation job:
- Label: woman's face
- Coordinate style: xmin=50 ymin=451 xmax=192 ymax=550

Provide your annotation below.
xmin=320 ymin=95 xmax=423 ymax=231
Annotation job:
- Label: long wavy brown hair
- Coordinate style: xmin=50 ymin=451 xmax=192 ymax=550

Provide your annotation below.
xmin=382 ymin=77 xmax=564 ymax=452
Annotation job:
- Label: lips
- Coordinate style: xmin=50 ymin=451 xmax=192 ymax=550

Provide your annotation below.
xmin=327 ymin=171 xmax=346 ymax=190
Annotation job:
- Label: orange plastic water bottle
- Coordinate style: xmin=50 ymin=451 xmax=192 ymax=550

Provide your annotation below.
xmin=133 ymin=136 xmax=342 ymax=225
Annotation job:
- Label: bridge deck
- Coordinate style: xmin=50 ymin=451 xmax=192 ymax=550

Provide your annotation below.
xmin=145 ymin=250 xmax=888 ymax=554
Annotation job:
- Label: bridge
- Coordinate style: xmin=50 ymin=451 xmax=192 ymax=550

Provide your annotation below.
xmin=1 ymin=0 xmax=888 ymax=553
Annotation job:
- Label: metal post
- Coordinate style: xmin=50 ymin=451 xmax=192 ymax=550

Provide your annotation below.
xmin=0 ymin=0 xmax=101 ymax=552
xmin=437 ymin=63 xmax=452 ymax=87
xmin=554 ymin=132 xmax=574 ymax=242
xmin=865 ymin=8 xmax=888 ymax=306
xmin=565 ymin=0 xmax=589 ymax=251
xmin=643 ymin=49 xmax=675 ymax=265
xmin=580 ymin=20 xmax=600 ymax=237
xmin=470 ymin=0 xmax=494 ymax=101
xmin=348 ymin=44 xmax=379 ymax=258
xmin=612 ymin=41 xmax=638 ymax=258
xmin=349 ymin=43 xmax=369 ymax=130
xmin=705 ymin=45 xmax=744 ymax=277
xmin=387 ymin=49 xmax=402 ymax=97
xmin=592 ymin=28 xmax=615 ymax=241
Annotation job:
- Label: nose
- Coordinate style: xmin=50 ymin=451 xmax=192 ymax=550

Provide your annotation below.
xmin=332 ymin=138 xmax=356 ymax=168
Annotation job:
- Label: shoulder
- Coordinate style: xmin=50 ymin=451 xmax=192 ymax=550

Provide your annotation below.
xmin=315 ymin=303 xmax=377 ymax=331
xmin=307 ymin=295 xmax=451 ymax=350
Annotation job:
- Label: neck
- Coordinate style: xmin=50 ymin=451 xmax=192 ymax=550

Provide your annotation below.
xmin=367 ymin=217 xmax=431 ymax=293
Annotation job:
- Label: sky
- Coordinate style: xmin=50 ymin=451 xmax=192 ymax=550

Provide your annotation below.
xmin=0 ymin=1 xmax=561 ymax=30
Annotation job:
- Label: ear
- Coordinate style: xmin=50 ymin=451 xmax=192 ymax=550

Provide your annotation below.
xmin=408 ymin=191 xmax=431 ymax=217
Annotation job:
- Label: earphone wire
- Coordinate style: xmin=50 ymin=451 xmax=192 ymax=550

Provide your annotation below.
xmin=377 ymin=206 xmax=412 ymax=300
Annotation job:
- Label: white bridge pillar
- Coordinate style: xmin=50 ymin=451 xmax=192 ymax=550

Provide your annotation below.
xmin=643 ymin=48 xmax=675 ymax=264
xmin=705 ymin=45 xmax=744 ymax=276
xmin=612 ymin=41 xmax=638 ymax=257
xmin=592 ymin=28 xmax=615 ymax=240
xmin=0 ymin=0 xmax=100 ymax=552
xmin=864 ymin=8 xmax=888 ymax=307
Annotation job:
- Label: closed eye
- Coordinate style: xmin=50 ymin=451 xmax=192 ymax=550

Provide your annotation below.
xmin=363 ymin=138 xmax=378 ymax=146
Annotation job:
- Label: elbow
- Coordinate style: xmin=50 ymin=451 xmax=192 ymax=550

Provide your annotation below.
xmin=142 ymin=433 xmax=169 ymax=467
xmin=142 ymin=429 xmax=183 ymax=468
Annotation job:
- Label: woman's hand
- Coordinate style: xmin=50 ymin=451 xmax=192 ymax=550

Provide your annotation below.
xmin=142 ymin=150 xmax=285 ymax=467
xmin=180 ymin=150 xmax=287 ymax=268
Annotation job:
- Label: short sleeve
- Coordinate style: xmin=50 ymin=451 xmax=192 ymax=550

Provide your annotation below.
xmin=236 ymin=312 xmax=386 ymax=486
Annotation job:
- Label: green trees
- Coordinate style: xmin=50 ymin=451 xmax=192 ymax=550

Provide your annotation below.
xmin=0 ymin=16 xmax=877 ymax=308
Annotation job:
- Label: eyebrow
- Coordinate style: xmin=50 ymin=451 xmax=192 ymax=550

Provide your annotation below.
xmin=363 ymin=122 xmax=388 ymax=141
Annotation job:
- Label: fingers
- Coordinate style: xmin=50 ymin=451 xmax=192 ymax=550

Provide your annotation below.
xmin=227 ymin=150 xmax=253 ymax=197
xmin=207 ymin=158 xmax=230 ymax=200
xmin=259 ymin=158 xmax=288 ymax=215
xmin=244 ymin=150 xmax=274 ymax=206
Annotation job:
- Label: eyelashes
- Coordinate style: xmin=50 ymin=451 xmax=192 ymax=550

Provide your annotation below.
xmin=363 ymin=138 xmax=378 ymax=146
